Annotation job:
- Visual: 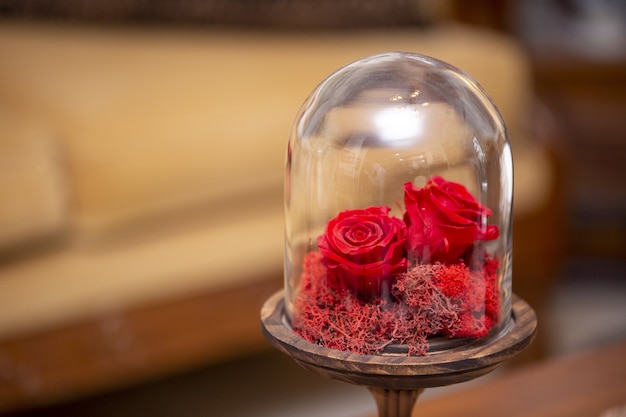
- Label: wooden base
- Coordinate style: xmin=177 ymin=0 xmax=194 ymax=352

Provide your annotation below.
xmin=261 ymin=291 xmax=536 ymax=390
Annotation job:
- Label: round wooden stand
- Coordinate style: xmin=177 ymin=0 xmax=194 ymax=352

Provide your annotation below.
xmin=261 ymin=291 xmax=537 ymax=417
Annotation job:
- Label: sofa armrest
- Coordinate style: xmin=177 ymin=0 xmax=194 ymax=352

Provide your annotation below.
xmin=0 ymin=109 xmax=68 ymax=254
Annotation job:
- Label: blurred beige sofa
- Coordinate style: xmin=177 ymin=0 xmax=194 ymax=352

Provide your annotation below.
xmin=0 ymin=20 xmax=564 ymax=412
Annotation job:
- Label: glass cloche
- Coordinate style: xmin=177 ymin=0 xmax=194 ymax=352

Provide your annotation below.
xmin=284 ymin=52 xmax=513 ymax=356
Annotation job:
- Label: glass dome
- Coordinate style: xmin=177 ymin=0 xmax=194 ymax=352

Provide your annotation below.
xmin=284 ymin=52 xmax=513 ymax=356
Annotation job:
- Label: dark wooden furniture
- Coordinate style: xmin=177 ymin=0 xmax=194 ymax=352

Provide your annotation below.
xmin=404 ymin=340 xmax=626 ymax=417
xmin=0 ymin=277 xmax=282 ymax=414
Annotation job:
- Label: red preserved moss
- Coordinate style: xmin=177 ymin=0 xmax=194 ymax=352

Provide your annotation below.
xmin=292 ymin=252 xmax=499 ymax=356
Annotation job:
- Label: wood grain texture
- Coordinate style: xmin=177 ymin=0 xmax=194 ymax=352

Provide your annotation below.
xmin=369 ymin=387 xmax=424 ymax=417
xmin=261 ymin=291 xmax=537 ymax=390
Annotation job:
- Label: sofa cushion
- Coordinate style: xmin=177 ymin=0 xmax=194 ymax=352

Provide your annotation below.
xmin=0 ymin=22 xmax=533 ymax=239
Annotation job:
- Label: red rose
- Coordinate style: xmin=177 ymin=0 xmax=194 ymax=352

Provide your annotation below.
xmin=317 ymin=206 xmax=408 ymax=298
xmin=403 ymin=176 xmax=499 ymax=264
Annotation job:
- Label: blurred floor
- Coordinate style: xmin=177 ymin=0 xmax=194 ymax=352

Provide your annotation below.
xmin=4 ymin=255 xmax=625 ymax=417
